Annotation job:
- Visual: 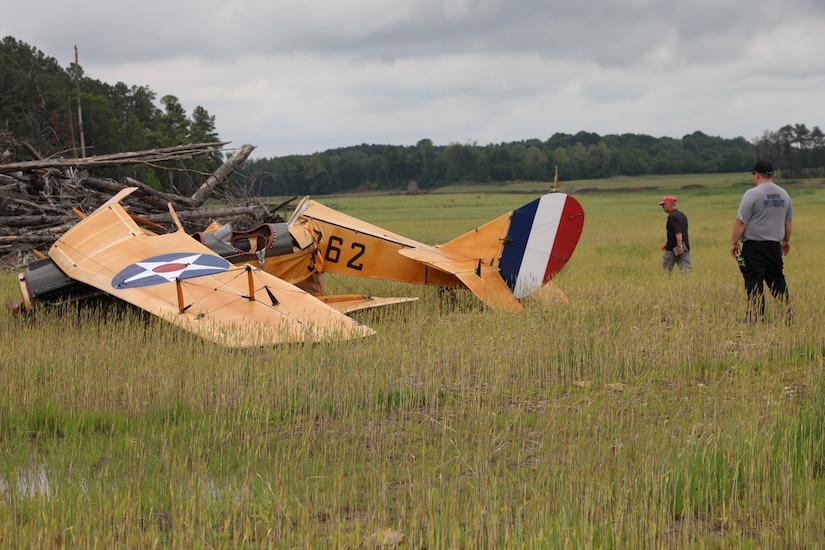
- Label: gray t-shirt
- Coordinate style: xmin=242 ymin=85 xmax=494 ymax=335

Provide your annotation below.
xmin=736 ymin=182 xmax=793 ymax=242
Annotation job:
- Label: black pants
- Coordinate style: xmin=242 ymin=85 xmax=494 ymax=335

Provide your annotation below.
xmin=740 ymin=240 xmax=790 ymax=318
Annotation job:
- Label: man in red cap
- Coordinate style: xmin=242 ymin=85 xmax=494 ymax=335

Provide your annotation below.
xmin=659 ymin=195 xmax=691 ymax=272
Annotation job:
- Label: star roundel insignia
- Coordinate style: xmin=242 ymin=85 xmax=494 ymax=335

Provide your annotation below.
xmin=111 ymin=252 xmax=231 ymax=289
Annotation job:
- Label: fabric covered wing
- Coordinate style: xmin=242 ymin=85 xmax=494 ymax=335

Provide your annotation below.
xmin=48 ymin=191 xmax=373 ymax=347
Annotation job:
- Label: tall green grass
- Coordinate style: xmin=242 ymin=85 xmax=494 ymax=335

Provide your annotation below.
xmin=1 ymin=181 xmax=823 ymax=547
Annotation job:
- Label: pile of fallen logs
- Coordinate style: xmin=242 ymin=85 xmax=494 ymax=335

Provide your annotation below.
xmin=0 ymin=142 xmax=294 ymax=269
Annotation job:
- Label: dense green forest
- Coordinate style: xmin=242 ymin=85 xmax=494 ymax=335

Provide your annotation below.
xmin=0 ymin=37 xmax=221 ymax=194
xmin=2 ymin=36 xmax=824 ymax=198
xmin=236 ymin=126 xmax=825 ymax=196
xmin=237 ymin=133 xmax=758 ymax=196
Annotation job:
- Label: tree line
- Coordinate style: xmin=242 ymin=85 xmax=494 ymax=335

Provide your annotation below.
xmin=236 ymin=126 xmax=825 ymax=196
xmin=0 ymin=37 xmax=222 ymax=194
xmin=3 ymin=36 xmax=823 ymax=199
xmin=235 ymin=133 xmax=754 ymax=196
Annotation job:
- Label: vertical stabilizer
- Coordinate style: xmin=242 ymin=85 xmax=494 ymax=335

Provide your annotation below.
xmin=498 ymin=193 xmax=584 ymax=298
xmin=438 ymin=193 xmax=584 ymax=302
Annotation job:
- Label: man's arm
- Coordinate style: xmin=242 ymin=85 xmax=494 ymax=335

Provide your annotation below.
xmin=782 ymin=220 xmax=792 ymax=256
xmin=730 ymin=219 xmax=746 ymax=257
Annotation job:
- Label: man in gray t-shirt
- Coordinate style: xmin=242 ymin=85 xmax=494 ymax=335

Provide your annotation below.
xmin=729 ymin=160 xmax=793 ymax=322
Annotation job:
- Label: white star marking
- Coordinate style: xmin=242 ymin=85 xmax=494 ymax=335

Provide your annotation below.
xmin=121 ymin=253 xmax=206 ymax=285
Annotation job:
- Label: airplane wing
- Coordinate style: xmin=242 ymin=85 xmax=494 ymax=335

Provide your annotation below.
xmin=47 ymin=188 xmax=374 ymax=347
xmin=398 ymin=246 xmax=522 ymax=311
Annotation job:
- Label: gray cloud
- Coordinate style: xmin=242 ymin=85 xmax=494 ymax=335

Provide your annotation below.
xmin=3 ymin=0 xmax=824 ymax=157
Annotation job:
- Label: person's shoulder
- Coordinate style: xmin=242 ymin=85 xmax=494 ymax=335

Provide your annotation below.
xmin=767 ymin=181 xmax=790 ymax=194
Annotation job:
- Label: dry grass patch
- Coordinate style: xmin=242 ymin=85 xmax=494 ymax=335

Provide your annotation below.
xmin=1 ymin=184 xmax=824 ymax=547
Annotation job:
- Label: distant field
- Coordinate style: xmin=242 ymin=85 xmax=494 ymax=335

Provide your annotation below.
xmin=314 ymin=175 xmax=823 ymax=246
xmin=1 ymin=181 xmax=824 ymax=547
xmin=433 ymin=172 xmax=821 ymax=194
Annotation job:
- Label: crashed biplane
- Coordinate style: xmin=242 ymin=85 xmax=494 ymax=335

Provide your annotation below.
xmin=16 ymin=189 xmax=584 ymax=347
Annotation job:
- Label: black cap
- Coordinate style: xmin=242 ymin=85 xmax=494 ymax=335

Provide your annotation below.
xmin=752 ymin=160 xmax=774 ymax=175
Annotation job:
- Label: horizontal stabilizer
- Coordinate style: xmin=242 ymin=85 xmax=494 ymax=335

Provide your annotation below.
xmin=399 ymin=246 xmax=521 ymax=311
xmin=319 ymin=294 xmax=419 ymax=314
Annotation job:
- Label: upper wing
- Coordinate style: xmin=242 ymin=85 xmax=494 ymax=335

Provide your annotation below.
xmin=48 ymin=189 xmax=374 ymax=347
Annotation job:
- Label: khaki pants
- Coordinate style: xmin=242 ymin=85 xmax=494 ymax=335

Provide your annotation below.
xmin=661 ymin=250 xmax=691 ymax=272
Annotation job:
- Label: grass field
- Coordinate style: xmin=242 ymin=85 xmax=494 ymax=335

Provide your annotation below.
xmin=1 ymin=173 xmax=824 ymax=548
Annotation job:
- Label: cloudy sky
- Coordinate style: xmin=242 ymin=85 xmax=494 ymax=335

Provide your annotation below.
xmin=4 ymin=0 xmax=824 ymax=159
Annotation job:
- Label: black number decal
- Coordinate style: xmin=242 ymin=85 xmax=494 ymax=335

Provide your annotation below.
xmin=323 ymin=236 xmax=367 ymax=271
xmin=325 ymin=236 xmax=343 ymax=263
xmin=347 ymin=243 xmax=365 ymax=271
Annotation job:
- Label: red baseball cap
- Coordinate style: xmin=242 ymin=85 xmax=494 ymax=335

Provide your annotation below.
xmin=658 ymin=196 xmax=677 ymax=205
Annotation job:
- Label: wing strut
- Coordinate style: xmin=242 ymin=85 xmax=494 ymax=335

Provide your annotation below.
xmin=175 ymin=278 xmax=192 ymax=313
xmin=245 ymin=265 xmax=255 ymax=301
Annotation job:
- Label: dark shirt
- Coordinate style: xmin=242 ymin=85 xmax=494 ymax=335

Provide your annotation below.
xmin=665 ymin=209 xmax=689 ymax=250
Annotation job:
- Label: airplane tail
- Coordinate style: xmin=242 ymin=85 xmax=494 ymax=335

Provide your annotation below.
xmin=400 ymin=193 xmax=584 ymax=310
xmin=494 ymin=192 xmax=584 ymax=298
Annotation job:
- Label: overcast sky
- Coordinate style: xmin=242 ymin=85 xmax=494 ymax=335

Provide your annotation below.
xmin=4 ymin=0 xmax=824 ymax=159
